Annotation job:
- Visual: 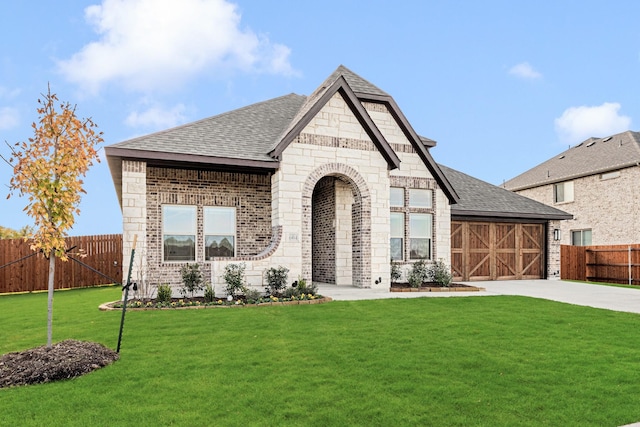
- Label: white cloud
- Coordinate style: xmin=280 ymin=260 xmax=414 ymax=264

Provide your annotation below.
xmin=554 ymin=102 xmax=631 ymax=144
xmin=125 ymin=103 xmax=187 ymax=129
xmin=57 ymin=0 xmax=296 ymax=94
xmin=508 ymin=62 xmax=542 ymax=80
xmin=0 ymin=107 xmax=19 ymax=130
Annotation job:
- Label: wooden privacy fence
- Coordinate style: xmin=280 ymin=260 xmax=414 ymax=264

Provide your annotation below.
xmin=561 ymin=244 xmax=640 ymax=285
xmin=0 ymin=234 xmax=122 ymax=294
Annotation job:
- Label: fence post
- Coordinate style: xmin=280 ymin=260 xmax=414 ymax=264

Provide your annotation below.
xmin=629 ymin=246 xmax=632 ymax=286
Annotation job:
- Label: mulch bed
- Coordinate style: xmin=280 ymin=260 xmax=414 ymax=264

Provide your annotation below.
xmin=390 ymin=282 xmax=484 ymax=292
xmin=0 ymin=340 xmax=119 ymax=389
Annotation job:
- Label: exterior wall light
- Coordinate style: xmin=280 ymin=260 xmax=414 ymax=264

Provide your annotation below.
xmin=553 ymin=229 xmax=561 ymax=241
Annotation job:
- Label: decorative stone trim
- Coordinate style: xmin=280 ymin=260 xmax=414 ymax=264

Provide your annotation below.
xmin=390 ymin=143 xmax=416 ymax=153
xmin=296 ymin=133 xmax=376 ymax=151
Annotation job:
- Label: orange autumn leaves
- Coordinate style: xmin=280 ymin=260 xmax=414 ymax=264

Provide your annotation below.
xmin=4 ymin=85 xmax=102 ymax=260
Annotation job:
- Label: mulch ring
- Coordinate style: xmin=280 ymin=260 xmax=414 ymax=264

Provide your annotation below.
xmin=390 ymin=282 xmax=485 ymax=292
xmin=0 ymin=339 xmax=119 ymax=389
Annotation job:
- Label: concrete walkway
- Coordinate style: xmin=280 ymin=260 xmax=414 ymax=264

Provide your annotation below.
xmin=317 ymin=279 xmax=640 ymax=314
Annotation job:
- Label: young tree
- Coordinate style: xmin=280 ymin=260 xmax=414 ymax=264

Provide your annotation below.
xmin=1 ymin=84 xmax=102 ymax=347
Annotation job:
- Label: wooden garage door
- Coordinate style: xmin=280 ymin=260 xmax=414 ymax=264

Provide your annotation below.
xmin=451 ymin=221 xmax=544 ymax=281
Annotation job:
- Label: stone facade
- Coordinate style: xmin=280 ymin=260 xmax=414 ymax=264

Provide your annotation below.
xmin=121 ymin=160 xmax=147 ymax=283
xmin=515 ymin=166 xmax=640 ymax=246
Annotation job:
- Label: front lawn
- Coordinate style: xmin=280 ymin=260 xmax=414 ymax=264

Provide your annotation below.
xmin=1 ymin=287 xmax=640 ymax=426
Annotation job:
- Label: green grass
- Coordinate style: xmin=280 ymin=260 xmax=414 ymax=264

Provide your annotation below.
xmin=2 ymin=287 xmax=640 ymax=426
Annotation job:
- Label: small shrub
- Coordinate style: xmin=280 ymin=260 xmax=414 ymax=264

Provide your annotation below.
xmin=408 ymin=259 xmax=430 ymax=288
xmin=390 ymin=261 xmax=402 ymax=283
xmin=244 ymin=287 xmax=262 ymax=303
xmin=295 ymin=277 xmax=318 ymax=295
xmin=431 ymin=259 xmax=453 ymax=287
xmin=283 ymin=286 xmax=299 ymax=298
xmin=203 ymin=283 xmax=216 ymax=303
xmin=223 ymin=263 xmax=246 ymax=298
xmin=284 ymin=277 xmax=318 ymax=298
xmin=264 ymin=266 xmax=289 ymax=296
xmin=156 ymin=284 xmax=172 ymax=303
xmin=179 ymin=263 xmax=205 ymax=298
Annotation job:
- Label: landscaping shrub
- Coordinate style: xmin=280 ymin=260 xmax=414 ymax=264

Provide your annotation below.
xmin=180 ymin=263 xmax=205 ymax=298
xmin=408 ymin=259 xmax=430 ymax=288
xmin=244 ymin=287 xmax=262 ymax=304
xmin=156 ymin=284 xmax=172 ymax=303
xmin=390 ymin=261 xmax=402 ymax=283
xmin=223 ymin=263 xmax=246 ymax=298
xmin=264 ymin=266 xmax=289 ymax=296
xmin=203 ymin=283 xmax=216 ymax=303
xmin=430 ymin=259 xmax=453 ymax=287
xmin=297 ymin=277 xmax=317 ymax=295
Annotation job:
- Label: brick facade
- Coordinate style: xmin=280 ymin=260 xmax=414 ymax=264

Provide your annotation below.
xmin=312 ymin=176 xmax=336 ymax=283
xmin=140 ymin=166 xmax=273 ymax=288
xmin=515 ymin=166 xmax=640 ymax=246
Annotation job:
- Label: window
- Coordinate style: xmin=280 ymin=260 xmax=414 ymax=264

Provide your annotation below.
xmin=390 ymin=212 xmax=404 ymax=261
xmin=409 ymin=213 xmax=432 ymax=260
xmin=204 ymin=207 xmax=236 ymax=259
xmin=554 ymin=181 xmax=574 ymax=203
xmin=390 ymin=187 xmax=404 ymax=207
xmin=571 ymin=229 xmax=592 ymax=246
xmin=163 ymin=205 xmax=196 ymax=262
xmin=409 ymin=189 xmax=432 ymax=208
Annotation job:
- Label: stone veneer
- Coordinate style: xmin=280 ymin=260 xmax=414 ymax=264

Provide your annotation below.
xmin=121 ymin=160 xmax=147 ymax=283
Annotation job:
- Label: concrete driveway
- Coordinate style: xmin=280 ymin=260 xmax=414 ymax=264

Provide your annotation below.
xmin=317 ymin=279 xmax=640 ymax=314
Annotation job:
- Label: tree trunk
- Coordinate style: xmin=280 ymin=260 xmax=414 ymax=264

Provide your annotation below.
xmin=47 ymin=254 xmax=55 ymax=348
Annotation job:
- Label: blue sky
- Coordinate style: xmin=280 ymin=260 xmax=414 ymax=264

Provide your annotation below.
xmin=1 ymin=0 xmax=639 ymax=235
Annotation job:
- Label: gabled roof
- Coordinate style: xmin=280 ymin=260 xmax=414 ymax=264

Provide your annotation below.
xmin=105 ymin=65 xmax=459 ymax=204
xmin=440 ymin=164 xmax=572 ymax=220
xmin=504 ymin=130 xmax=640 ymax=191
xmin=269 ymin=74 xmax=401 ymax=170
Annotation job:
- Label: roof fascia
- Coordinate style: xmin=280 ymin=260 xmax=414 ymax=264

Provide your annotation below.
xmin=357 ymin=92 xmax=459 ymax=203
xmin=451 ymin=209 xmax=573 ymax=221
xmin=508 ymin=162 xmax=640 ymax=191
xmin=269 ymin=76 xmax=401 ymax=170
xmin=105 ymin=147 xmax=279 ymax=171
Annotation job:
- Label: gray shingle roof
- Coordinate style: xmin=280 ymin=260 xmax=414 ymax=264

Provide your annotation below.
xmin=109 ymin=93 xmax=306 ymax=163
xmin=440 ymin=164 xmax=572 ymax=220
xmin=504 ymin=130 xmax=640 ymax=191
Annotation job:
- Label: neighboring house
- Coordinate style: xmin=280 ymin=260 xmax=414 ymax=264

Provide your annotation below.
xmin=504 ymin=130 xmax=640 ymax=247
xmin=105 ymin=65 xmax=569 ymax=292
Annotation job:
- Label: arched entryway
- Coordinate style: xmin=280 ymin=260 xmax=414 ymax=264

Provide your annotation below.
xmin=302 ymin=163 xmax=371 ymax=288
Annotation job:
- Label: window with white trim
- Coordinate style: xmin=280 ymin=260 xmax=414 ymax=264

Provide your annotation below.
xmin=409 ymin=189 xmax=432 ymax=208
xmin=571 ymin=229 xmax=592 ymax=246
xmin=409 ymin=213 xmax=432 ymax=260
xmin=554 ymin=181 xmax=574 ymax=203
xmin=390 ymin=212 xmax=404 ymax=261
xmin=163 ymin=205 xmax=196 ymax=262
xmin=390 ymin=187 xmax=404 ymax=208
xmin=204 ymin=207 xmax=236 ymax=259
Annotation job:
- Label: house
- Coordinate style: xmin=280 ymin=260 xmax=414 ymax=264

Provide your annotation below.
xmin=503 ymin=130 xmax=640 ymax=247
xmin=105 ymin=65 xmax=570 ymax=293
